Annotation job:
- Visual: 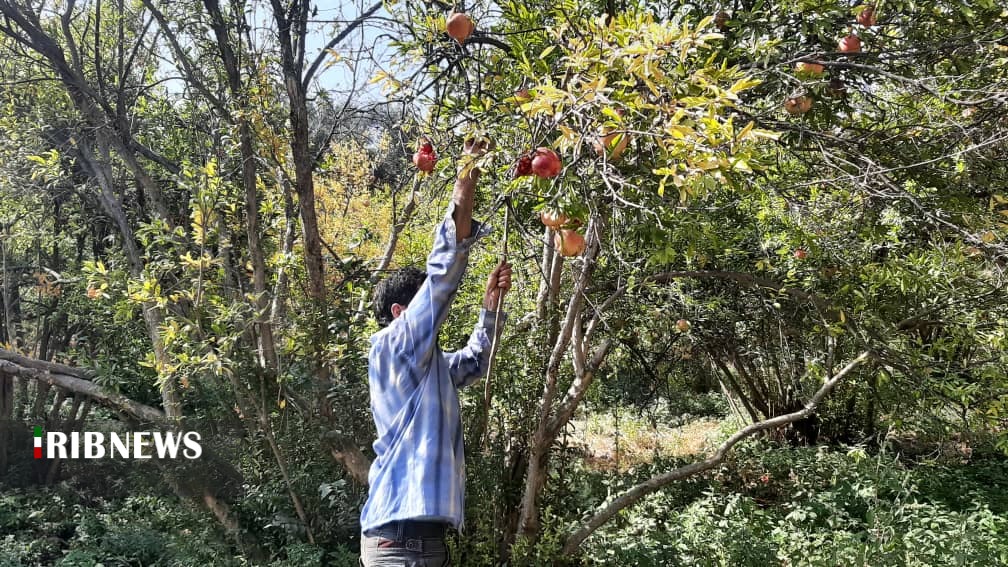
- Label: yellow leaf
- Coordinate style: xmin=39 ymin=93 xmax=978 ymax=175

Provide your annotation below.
xmin=557 ymin=124 xmax=578 ymax=141
xmin=697 ymin=157 xmax=721 ymax=171
xmin=323 ymin=49 xmax=343 ymax=71
xmin=751 ymin=129 xmax=782 ymax=141
xmin=728 ymin=77 xmax=762 ymax=93
xmin=736 ymin=121 xmax=755 ymax=141
xmin=665 ymin=125 xmax=694 ymax=139
xmin=731 ymin=158 xmax=752 ymax=172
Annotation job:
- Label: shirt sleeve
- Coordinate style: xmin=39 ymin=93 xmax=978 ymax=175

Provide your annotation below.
xmin=400 ymin=202 xmax=490 ymax=377
xmin=445 ymin=309 xmax=505 ymax=389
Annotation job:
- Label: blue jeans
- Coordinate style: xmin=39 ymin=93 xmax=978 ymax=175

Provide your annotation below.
xmin=359 ymin=527 xmax=451 ymax=567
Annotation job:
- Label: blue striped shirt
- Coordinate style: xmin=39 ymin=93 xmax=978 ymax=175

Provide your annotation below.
xmin=360 ymin=204 xmax=499 ymax=533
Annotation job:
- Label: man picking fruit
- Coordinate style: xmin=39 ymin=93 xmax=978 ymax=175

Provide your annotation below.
xmin=360 ymin=137 xmax=511 ymax=566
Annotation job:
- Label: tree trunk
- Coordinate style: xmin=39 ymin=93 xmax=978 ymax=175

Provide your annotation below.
xmin=0 ymin=371 xmax=11 ymax=473
xmin=270 ymin=0 xmax=325 ymax=301
xmin=77 ymin=140 xmax=182 ymax=419
xmin=1 ymin=229 xmax=18 ymax=349
xmin=202 ymin=0 xmax=280 ymax=372
xmin=516 ymin=219 xmax=600 ymax=543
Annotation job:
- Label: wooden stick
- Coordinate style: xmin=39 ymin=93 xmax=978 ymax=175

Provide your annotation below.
xmin=480 ymin=199 xmax=509 ymax=444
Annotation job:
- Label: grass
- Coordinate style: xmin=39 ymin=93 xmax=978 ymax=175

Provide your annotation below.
xmin=568 ymin=410 xmax=724 ymax=471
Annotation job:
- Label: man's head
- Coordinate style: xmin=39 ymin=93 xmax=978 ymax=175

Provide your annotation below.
xmin=373 ymin=267 xmax=426 ymax=326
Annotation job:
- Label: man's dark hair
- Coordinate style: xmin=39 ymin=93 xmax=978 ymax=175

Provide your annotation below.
xmin=373 ymin=267 xmax=427 ymax=326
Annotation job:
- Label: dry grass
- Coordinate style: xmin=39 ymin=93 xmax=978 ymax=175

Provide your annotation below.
xmin=567 ymin=413 xmax=725 ymax=472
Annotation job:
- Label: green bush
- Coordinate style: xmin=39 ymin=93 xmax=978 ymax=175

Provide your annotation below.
xmin=0 ymin=481 xmax=241 ymax=566
xmin=582 ymin=443 xmax=1008 ymax=566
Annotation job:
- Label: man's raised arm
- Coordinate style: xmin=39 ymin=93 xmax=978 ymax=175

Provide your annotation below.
xmin=396 ymin=138 xmax=493 ymax=374
xmin=452 ymin=136 xmax=491 ymax=242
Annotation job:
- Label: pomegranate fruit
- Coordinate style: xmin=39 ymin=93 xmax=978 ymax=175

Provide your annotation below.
xmin=446 ymin=12 xmax=475 ymax=43
xmin=540 ymin=210 xmax=569 ymax=229
xmin=839 ymin=34 xmax=861 ymax=53
xmin=514 ymin=154 xmax=533 ymax=178
xmin=554 ymin=229 xmax=585 ymax=257
xmin=531 ymin=147 xmax=562 ymax=178
xmin=796 ymin=61 xmax=824 ymax=76
xmin=857 ymin=5 xmax=876 ymax=26
xmin=784 ymin=95 xmax=813 ymax=115
xmin=412 ymin=140 xmax=436 ymax=173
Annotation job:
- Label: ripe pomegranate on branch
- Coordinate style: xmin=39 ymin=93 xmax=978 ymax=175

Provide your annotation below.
xmin=839 ymin=34 xmax=861 ymax=53
xmin=514 ymin=153 xmax=533 ymax=178
xmin=531 ymin=147 xmax=562 ymax=178
xmin=446 ymin=11 xmax=475 ymax=44
xmin=784 ymin=95 xmax=813 ymax=115
xmin=540 ymin=210 xmax=569 ymax=229
xmin=857 ymin=5 xmax=877 ymax=27
xmin=554 ymin=229 xmax=586 ymax=257
xmin=412 ymin=139 xmax=437 ymax=173
xmin=796 ymin=61 xmax=824 ymax=76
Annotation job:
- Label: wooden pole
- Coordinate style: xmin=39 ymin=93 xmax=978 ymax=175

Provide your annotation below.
xmin=480 ymin=199 xmax=509 ymax=445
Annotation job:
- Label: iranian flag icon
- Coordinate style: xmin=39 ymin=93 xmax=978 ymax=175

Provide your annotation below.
xmin=34 ymin=426 xmax=42 ymax=459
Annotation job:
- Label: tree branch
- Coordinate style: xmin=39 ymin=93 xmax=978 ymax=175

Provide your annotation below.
xmin=0 ymin=348 xmax=168 ymax=424
xmin=586 ymin=269 xmax=843 ymax=346
xmin=548 ymin=337 xmax=614 ymax=440
xmin=142 ymin=0 xmax=230 ymax=118
xmin=463 ymin=33 xmax=513 ymax=56
xmin=302 ymin=1 xmax=382 ymax=89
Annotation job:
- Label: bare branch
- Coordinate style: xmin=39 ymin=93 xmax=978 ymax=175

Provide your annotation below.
xmin=142 ymin=0 xmax=229 ymax=118
xmin=548 ymin=337 xmax=614 ymax=440
xmin=302 ymin=1 xmax=382 ymax=89
xmin=0 ymin=348 xmax=168 ymax=424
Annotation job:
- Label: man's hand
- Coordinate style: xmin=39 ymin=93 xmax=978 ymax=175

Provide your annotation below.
xmin=463 ymin=135 xmax=494 ymax=158
xmin=483 ymin=261 xmax=512 ymax=310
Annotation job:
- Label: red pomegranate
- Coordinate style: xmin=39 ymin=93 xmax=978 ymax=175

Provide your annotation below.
xmin=554 ymin=229 xmax=585 ymax=257
xmin=412 ymin=142 xmax=437 ymax=173
xmin=531 ymin=147 xmax=562 ymax=178
xmin=839 ymin=35 xmax=862 ymax=53
xmin=446 ymin=12 xmax=475 ymax=43
xmin=514 ymin=154 xmax=533 ymax=178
